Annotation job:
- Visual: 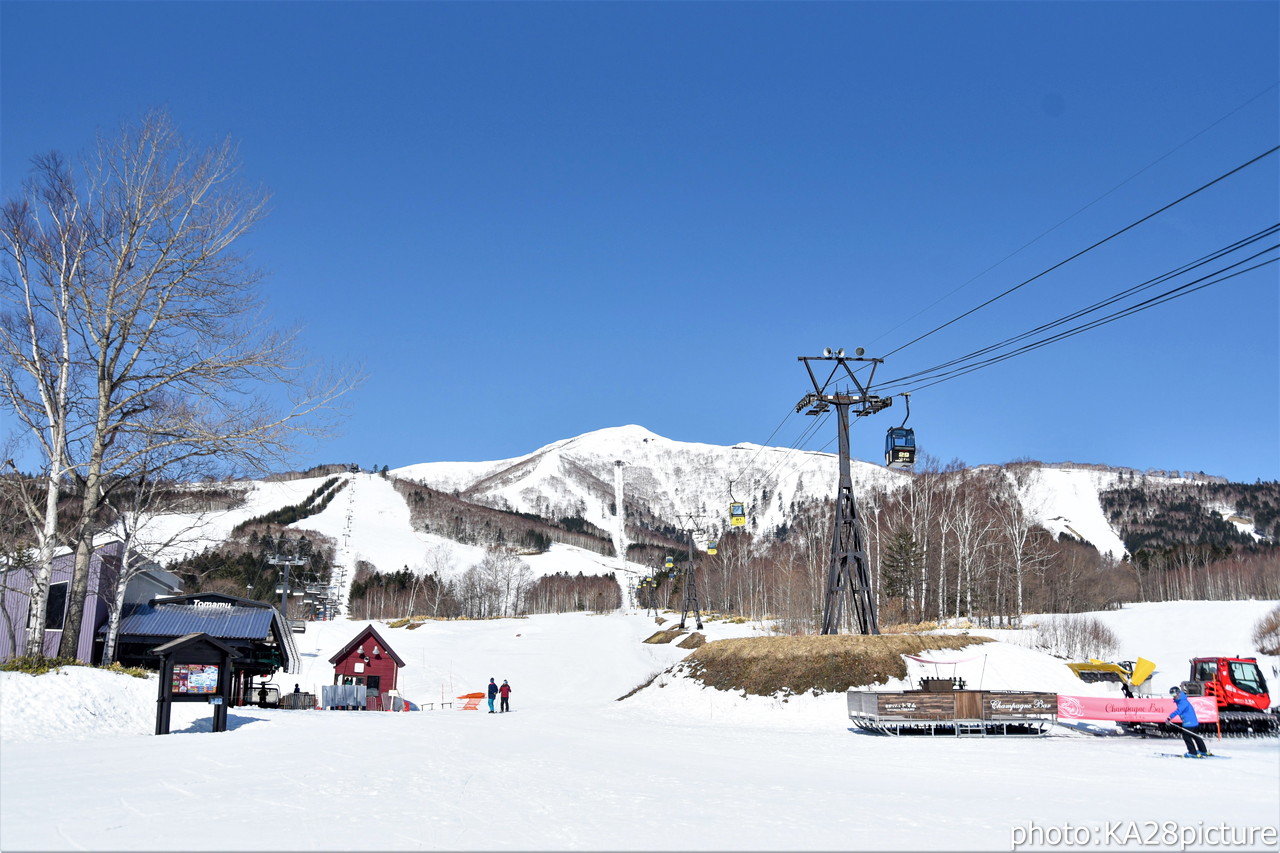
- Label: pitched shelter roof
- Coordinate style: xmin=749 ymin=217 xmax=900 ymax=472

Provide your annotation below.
xmin=111 ymin=591 xmax=300 ymax=674
xmin=328 ymin=625 xmax=406 ymax=667
xmin=116 ymin=604 xmax=275 ymax=640
xmin=150 ymin=632 xmax=240 ymax=658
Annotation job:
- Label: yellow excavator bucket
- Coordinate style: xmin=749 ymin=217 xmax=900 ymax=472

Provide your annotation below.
xmin=1129 ymin=657 xmax=1156 ymax=687
xmin=1067 ymin=657 xmax=1158 ymax=689
xmin=1068 ymin=661 xmax=1129 ymax=679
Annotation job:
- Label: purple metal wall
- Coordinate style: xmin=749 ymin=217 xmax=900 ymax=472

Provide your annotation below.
xmin=0 ymin=541 xmax=121 ymax=663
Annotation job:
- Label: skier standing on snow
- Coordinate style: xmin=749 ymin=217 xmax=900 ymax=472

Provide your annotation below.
xmin=487 ymin=678 xmax=499 ymax=714
xmin=499 ymin=679 xmax=511 ymax=712
xmin=1166 ymin=685 xmax=1210 ymax=757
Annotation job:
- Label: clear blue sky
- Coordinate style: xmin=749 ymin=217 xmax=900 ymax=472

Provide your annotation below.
xmin=3 ymin=2 xmax=1277 ymax=484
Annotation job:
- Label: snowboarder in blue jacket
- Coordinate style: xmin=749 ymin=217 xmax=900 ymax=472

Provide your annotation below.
xmin=487 ymin=678 xmax=498 ymax=713
xmin=1167 ymin=685 xmax=1210 ymax=757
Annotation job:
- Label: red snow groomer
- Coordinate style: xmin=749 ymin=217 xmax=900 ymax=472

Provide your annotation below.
xmin=1179 ymin=656 xmax=1278 ymax=737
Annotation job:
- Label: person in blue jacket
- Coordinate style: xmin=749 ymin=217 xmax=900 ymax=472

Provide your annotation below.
xmin=487 ymin=677 xmax=499 ymax=714
xmin=1167 ymin=685 xmax=1210 ymax=757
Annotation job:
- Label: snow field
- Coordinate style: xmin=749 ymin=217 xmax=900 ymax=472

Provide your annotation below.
xmin=1 ymin=602 xmax=1277 ymax=851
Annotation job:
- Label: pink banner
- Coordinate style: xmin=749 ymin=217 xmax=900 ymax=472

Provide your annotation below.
xmin=1056 ymin=695 xmax=1218 ymax=723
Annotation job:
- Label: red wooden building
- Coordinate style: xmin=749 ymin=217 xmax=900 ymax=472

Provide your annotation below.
xmin=328 ymin=625 xmax=405 ymax=704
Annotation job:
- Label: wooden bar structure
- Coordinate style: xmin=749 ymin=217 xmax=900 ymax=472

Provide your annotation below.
xmin=847 ymin=689 xmax=1057 ymax=736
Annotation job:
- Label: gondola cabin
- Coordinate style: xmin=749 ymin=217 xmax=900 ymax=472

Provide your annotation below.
xmin=706 ymin=541 xmax=718 ymax=555
xmin=729 ymin=503 xmax=746 ymax=527
xmin=885 ymin=427 xmax=917 ymax=470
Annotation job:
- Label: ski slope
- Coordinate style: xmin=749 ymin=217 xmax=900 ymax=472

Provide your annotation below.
xmin=2 ymin=600 xmax=1277 ymax=851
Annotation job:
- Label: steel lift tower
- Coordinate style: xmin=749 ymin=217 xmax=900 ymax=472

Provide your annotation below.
xmin=267 ymin=534 xmax=311 ymax=623
xmin=675 ymin=515 xmax=705 ymax=631
xmin=797 ymin=348 xmax=891 ymax=635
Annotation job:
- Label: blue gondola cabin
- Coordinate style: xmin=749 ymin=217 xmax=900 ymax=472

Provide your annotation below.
xmin=885 ymin=427 xmax=917 ymax=470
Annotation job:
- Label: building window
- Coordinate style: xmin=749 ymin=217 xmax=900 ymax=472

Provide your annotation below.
xmin=45 ymin=582 xmax=68 ymax=631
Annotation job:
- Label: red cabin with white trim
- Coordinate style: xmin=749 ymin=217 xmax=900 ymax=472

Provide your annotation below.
xmin=328 ymin=625 xmax=405 ymax=698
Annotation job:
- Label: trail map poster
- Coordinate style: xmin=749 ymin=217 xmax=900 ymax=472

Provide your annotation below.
xmin=172 ymin=664 xmax=219 ymax=694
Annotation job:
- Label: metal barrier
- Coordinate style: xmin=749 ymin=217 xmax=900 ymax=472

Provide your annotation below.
xmin=278 ymin=692 xmax=315 ymax=710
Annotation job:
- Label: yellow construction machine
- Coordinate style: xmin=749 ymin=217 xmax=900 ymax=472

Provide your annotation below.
xmin=1067 ymin=658 xmax=1157 ymax=696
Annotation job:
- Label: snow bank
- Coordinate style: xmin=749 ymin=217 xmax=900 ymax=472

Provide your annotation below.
xmin=0 ymin=666 xmax=157 ymax=743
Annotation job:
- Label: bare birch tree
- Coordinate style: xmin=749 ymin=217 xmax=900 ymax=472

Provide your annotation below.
xmin=98 ymin=452 xmax=219 ymax=663
xmin=2 ymin=109 xmax=359 ymax=660
xmin=1 ymin=154 xmax=90 ymax=655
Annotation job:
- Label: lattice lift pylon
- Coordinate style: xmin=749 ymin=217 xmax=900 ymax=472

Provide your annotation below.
xmin=796 ymin=348 xmax=891 ymax=635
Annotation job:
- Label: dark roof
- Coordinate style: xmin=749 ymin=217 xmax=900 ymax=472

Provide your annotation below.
xmin=116 ymin=603 xmax=276 ymax=641
xmin=151 ymin=632 xmax=240 ymax=658
xmin=328 ymin=625 xmax=406 ymax=667
xmin=152 ymin=592 xmax=272 ymax=608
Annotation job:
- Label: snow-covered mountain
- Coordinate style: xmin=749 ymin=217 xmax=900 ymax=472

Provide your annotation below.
xmin=392 ymin=425 xmax=1180 ymax=559
xmin=135 ymin=425 xmax=1239 ymax=611
xmin=394 ymin=424 xmax=905 ymax=540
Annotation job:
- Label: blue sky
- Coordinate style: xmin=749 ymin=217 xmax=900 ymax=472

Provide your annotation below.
xmin=3 ymin=2 xmax=1277 ymax=484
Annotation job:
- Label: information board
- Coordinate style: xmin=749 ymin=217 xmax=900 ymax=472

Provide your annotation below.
xmin=172 ymin=663 xmax=220 ymax=694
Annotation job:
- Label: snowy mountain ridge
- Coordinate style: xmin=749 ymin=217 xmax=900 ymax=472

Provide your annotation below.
xmin=392 ymin=424 xmax=1182 ymax=559
xmin=394 ymin=424 xmax=907 ymax=543
xmin=136 ymin=424 xmax=1243 ymax=610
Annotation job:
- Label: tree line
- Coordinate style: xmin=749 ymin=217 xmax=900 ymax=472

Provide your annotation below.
xmin=356 ymin=462 xmax=1277 ymax=632
xmin=684 ymin=462 xmax=1278 ymax=633
xmin=345 ymin=549 xmax=620 ymax=621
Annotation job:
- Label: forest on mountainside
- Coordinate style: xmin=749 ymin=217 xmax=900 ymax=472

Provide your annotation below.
xmin=163 ymin=481 xmax=345 ymax=611
xmin=658 ymin=464 xmax=1279 ymax=633
xmin=392 ymin=477 xmax=613 ymax=555
xmin=1101 ymin=480 xmax=1280 ymax=551
xmin=345 ymin=556 xmax=621 ymax=621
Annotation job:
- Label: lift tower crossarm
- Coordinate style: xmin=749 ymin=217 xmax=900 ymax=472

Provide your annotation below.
xmin=796 ymin=354 xmax=892 ymax=417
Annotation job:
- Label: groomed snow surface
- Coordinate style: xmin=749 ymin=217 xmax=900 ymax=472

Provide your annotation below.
xmin=2 ymin=601 xmax=1277 ymax=851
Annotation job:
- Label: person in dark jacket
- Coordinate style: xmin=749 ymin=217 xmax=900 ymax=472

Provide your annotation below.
xmin=499 ymin=679 xmax=512 ymax=712
xmin=1167 ymin=685 xmax=1210 ymax=757
xmin=487 ymin=678 xmax=498 ymax=713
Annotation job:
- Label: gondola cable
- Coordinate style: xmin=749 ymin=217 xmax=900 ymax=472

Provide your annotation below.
xmin=864 ymin=84 xmax=1279 ymax=353
xmin=878 ymin=224 xmax=1280 ymax=391
xmin=890 ymin=252 xmax=1278 ymax=395
xmin=880 ymin=145 xmax=1279 ymax=361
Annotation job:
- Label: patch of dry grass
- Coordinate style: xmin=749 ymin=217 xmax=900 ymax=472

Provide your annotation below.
xmin=643 ymin=629 xmax=684 ymax=644
xmin=679 ymin=633 xmax=992 ymax=696
xmin=676 ymin=632 xmax=706 ymax=649
xmin=1253 ymin=604 xmax=1280 ymax=655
